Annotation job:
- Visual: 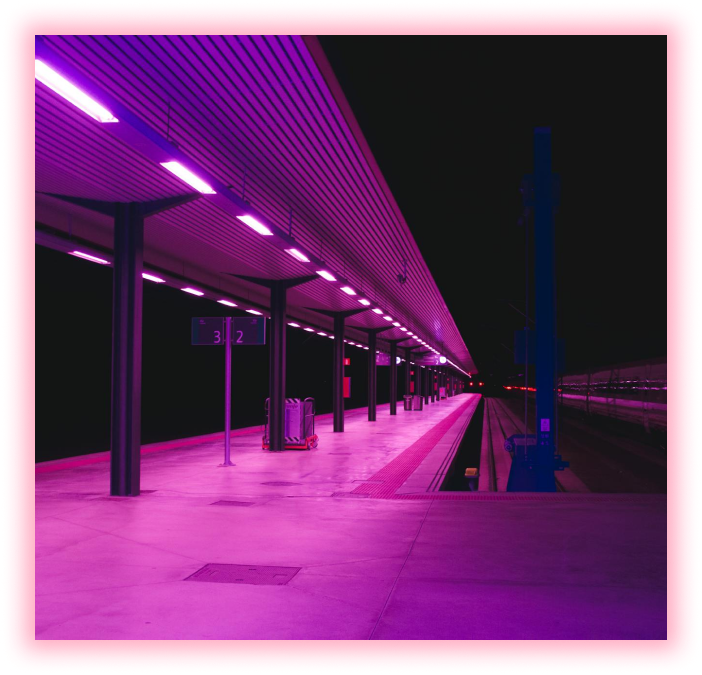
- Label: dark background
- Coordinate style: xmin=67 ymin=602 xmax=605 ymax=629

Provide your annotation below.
xmin=35 ymin=36 xmax=666 ymax=461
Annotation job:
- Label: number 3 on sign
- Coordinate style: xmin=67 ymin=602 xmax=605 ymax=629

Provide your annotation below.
xmin=236 ymin=331 xmax=243 ymax=344
xmin=213 ymin=330 xmax=221 ymax=344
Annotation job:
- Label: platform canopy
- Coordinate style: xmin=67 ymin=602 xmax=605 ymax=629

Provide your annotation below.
xmin=35 ymin=35 xmax=475 ymax=375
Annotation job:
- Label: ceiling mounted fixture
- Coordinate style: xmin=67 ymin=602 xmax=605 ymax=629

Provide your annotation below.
xmin=35 ymin=59 xmax=118 ymax=123
xmin=160 ymin=161 xmax=216 ymax=194
xmin=236 ymin=215 xmax=273 ymax=236
xmin=285 ymin=248 xmax=310 ymax=263
xmin=316 ymin=270 xmax=337 ymax=282
xmin=69 ymin=250 xmax=109 ymax=265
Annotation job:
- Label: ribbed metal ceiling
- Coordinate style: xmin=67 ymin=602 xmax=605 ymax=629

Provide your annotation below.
xmin=34 ymin=34 xmax=475 ymax=373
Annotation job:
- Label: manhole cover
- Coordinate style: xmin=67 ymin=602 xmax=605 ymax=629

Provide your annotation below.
xmin=261 ymin=481 xmax=302 ymax=487
xmin=211 ymin=500 xmax=255 ymax=507
xmin=185 ymin=563 xmax=301 ymax=585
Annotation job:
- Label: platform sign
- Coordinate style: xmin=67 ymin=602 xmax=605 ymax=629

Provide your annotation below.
xmin=375 ymin=352 xmax=390 ymax=366
xmin=231 ymin=317 xmax=266 ymax=345
xmin=414 ymin=354 xmax=441 ymax=366
xmin=192 ymin=317 xmax=225 ymax=345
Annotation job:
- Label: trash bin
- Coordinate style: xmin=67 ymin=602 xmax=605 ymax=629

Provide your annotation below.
xmin=403 ymin=395 xmax=413 ymax=411
xmin=411 ymin=395 xmax=424 ymax=411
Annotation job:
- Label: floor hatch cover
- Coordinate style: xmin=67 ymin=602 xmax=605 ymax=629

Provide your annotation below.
xmin=185 ymin=564 xmax=301 ymax=585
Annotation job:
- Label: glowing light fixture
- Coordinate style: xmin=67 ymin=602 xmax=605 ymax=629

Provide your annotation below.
xmin=358 ymin=298 xmax=371 ymax=306
xmin=304 ymin=327 xmax=315 ymax=332
xmin=316 ymin=270 xmax=336 ymax=282
xmin=364 ymin=346 xmax=369 ymax=350
xmin=160 ymin=162 xmax=215 ymax=194
xmin=69 ymin=250 xmax=109 ymax=265
xmin=182 ymin=287 xmax=204 ymax=296
xmin=217 ymin=299 xmax=237 ymax=307
xmin=399 ymin=327 xmax=408 ymax=332
xmin=407 ymin=332 xmax=415 ymax=337
xmin=237 ymin=215 xmax=273 ymax=236
xmin=340 ymin=286 xmax=356 ymax=295
xmin=246 ymin=309 xmax=263 ymax=315
xmin=288 ymin=322 xmax=300 ymax=328
xmin=35 ymin=60 xmax=118 ymax=123
xmin=285 ymin=248 xmax=310 ymax=262
xmin=439 ymin=356 xmax=447 ymax=364
xmin=317 ymin=332 xmax=327 ymax=337
xmin=142 ymin=272 xmax=165 ymax=283
xmin=372 ymin=308 xmax=383 ymax=315
xmin=348 ymin=341 xmax=356 ymax=346
xmin=382 ymin=315 xmax=393 ymax=321
xmin=392 ymin=322 xmax=401 ymax=327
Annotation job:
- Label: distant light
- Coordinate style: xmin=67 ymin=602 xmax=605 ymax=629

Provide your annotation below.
xmin=328 ymin=335 xmax=334 ymax=339
xmin=316 ymin=270 xmax=337 ymax=282
xmin=407 ymin=332 xmax=415 ymax=337
xmin=160 ymin=162 xmax=215 ymax=194
xmin=392 ymin=322 xmax=401 ymax=327
xmin=35 ymin=60 xmax=118 ymax=123
xmin=317 ymin=332 xmax=327 ymax=337
xmin=246 ymin=309 xmax=263 ymax=315
xmin=288 ymin=322 xmax=300 ymax=328
xmin=237 ymin=215 xmax=273 ymax=236
xmin=479 ymin=382 xmax=484 ymax=386
xmin=304 ymin=327 xmax=315 ymax=332
xmin=182 ymin=287 xmax=204 ymax=296
xmin=372 ymin=308 xmax=383 ymax=315
xmin=285 ymin=248 xmax=310 ymax=262
xmin=399 ymin=327 xmax=408 ymax=332
xmin=340 ymin=286 xmax=356 ymax=295
xmin=217 ymin=299 xmax=237 ymax=307
xmin=69 ymin=250 xmax=109 ymax=265
xmin=348 ymin=341 xmax=356 ymax=346
xmin=358 ymin=298 xmax=371 ymax=306
xmin=382 ymin=316 xmax=393 ymax=322
xmin=142 ymin=273 xmax=166 ymax=283
xmin=356 ymin=344 xmax=364 ymax=349
xmin=363 ymin=346 xmax=369 ymax=350
xmin=439 ymin=356 xmax=447 ymax=364
xmin=396 ymin=357 xmax=402 ymax=365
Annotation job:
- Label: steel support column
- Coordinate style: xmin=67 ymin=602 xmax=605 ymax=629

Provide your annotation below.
xmin=368 ymin=331 xmax=377 ymax=421
xmin=332 ymin=314 xmax=345 ymax=431
xmin=268 ymin=282 xmax=287 ymax=452
xmin=430 ymin=368 xmax=436 ymax=403
xmin=416 ymin=365 xmax=423 ymax=402
xmin=44 ymin=192 xmax=201 ymax=496
xmin=389 ymin=341 xmax=398 ymax=415
xmin=405 ymin=349 xmax=412 ymax=396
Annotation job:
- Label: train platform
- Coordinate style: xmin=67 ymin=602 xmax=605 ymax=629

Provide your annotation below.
xmin=35 ymin=394 xmax=666 ymax=640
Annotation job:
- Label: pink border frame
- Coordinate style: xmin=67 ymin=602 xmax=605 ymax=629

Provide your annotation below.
xmin=4 ymin=3 xmax=699 ymax=671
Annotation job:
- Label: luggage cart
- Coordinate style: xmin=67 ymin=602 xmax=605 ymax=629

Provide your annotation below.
xmin=262 ymin=397 xmax=319 ymax=450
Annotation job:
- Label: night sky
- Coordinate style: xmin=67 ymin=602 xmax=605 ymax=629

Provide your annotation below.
xmin=36 ymin=36 xmax=666 ymax=460
xmin=318 ymin=36 xmax=667 ymax=377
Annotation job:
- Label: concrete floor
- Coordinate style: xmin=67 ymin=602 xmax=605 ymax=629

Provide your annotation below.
xmin=35 ymin=394 xmax=666 ymax=639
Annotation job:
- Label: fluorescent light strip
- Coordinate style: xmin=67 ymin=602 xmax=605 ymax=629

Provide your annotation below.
xmin=35 ymin=60 xmax=118 ymax=123
xmin=237 ymin=215 xmax=273 ymax=236
xmin=142 ymin=273 xmax=165 ymax=283
xmin=304 ymin=327 xmax=315 ymax=332
xmin=399 ymin=327 xmax=408 ymax=332
xmin=317 ymin=332 xmax=327 ymax=336
xmin=246 ymin=309 xmax=263 ymax=315
xmin=182 ymin=287 xmax=204 ymax=296
xmin=160 ymin=162 xmax=215 ymax=194
xmin=340 ymin=286 xmax=356 ymax=295
xmin=69 ymin=250 xmax=109 ymax=265
xmin=285 ymin=248 xmax=310 ymax=262
xmin=358 ymin=298 xmax=371 ymax=306
xmin=392 ymin=322 xmax=401 ymax=327
xmin=288 ymin=322 xmax=300 ymax=328
xmin=217 ymin=300 xmax=237 ymax=307
xmin=316 ymin=270 xmax=337 ymax=282
xmin=371 ymin=308 xmax=383 ymax=315
xmin=382 ymin=316 xmax=393 ymax=322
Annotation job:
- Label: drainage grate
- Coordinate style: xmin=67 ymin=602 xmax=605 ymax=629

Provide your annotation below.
xmin=185 ymin=563 xmax=301 ymax=585
xmin=261 ymin=481 xmax=302 ymax=487
xmin=211 ymin=500 xmax=255 ymax=507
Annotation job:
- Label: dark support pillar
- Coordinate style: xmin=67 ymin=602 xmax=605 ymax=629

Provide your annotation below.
xmin=534 ymin=127 xmax=558 ymax=491
xmin=268 ymin=282 xmax=287 ymax=452
xmin=430 ymin=369 xmax=435 ymax=403
xmin=416 ymin=365 xmax=422 ymax=402
xmin=368 ymin=331 xmax=377 ymax=421
xmin=333 ymin=314 xmax=345 ymax=431
xmin=110 ymin=203 xmax=144 ymax=496
xmin=44 ymin=191 xmax=202 ymax=496
xmin=405 ymin=349 xmax=412 ymax=396
xmin=389 ymin=341 xmax=398 ymax=415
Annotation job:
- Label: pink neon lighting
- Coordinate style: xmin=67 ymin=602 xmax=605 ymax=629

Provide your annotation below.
xmin=372 ymin=308 xmax=383 ymax=315
xmin=285 ymin=248 xmax=310 ymax=262
xmin=340 ymin=286 xmax=356 ymax=295
xmin=181 ymin=287 xmax=204 ymax=296
xmin=246 ymin=309 xmax=263 ymax=315
xmin=142 ymin=272 xmax=165 ymax=283
xmin=217 ymin=300 xmax=237 ymax=307
xmin=69 ymin=250 xmax=109 ymax=265
xmin=35 ymin=60 xmax=118 ymax=123
xmin=316 ymin=270 xmax=337 ymax=281
xmin=237 ymin=215 xmax=273 ymax=236
xmin=358 ymin=298 xmax=371 ymax=306
xmin=288 ymin=322 xmax=300 ymax=328
xmin=160 ymin=162 xmax=215 ymax=194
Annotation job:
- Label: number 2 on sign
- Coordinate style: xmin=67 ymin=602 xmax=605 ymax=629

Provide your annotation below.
xmin=213 ymin=330 xmax=221 ymax=344
xmin=236 ymin=331 xmax=243 ymax=344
